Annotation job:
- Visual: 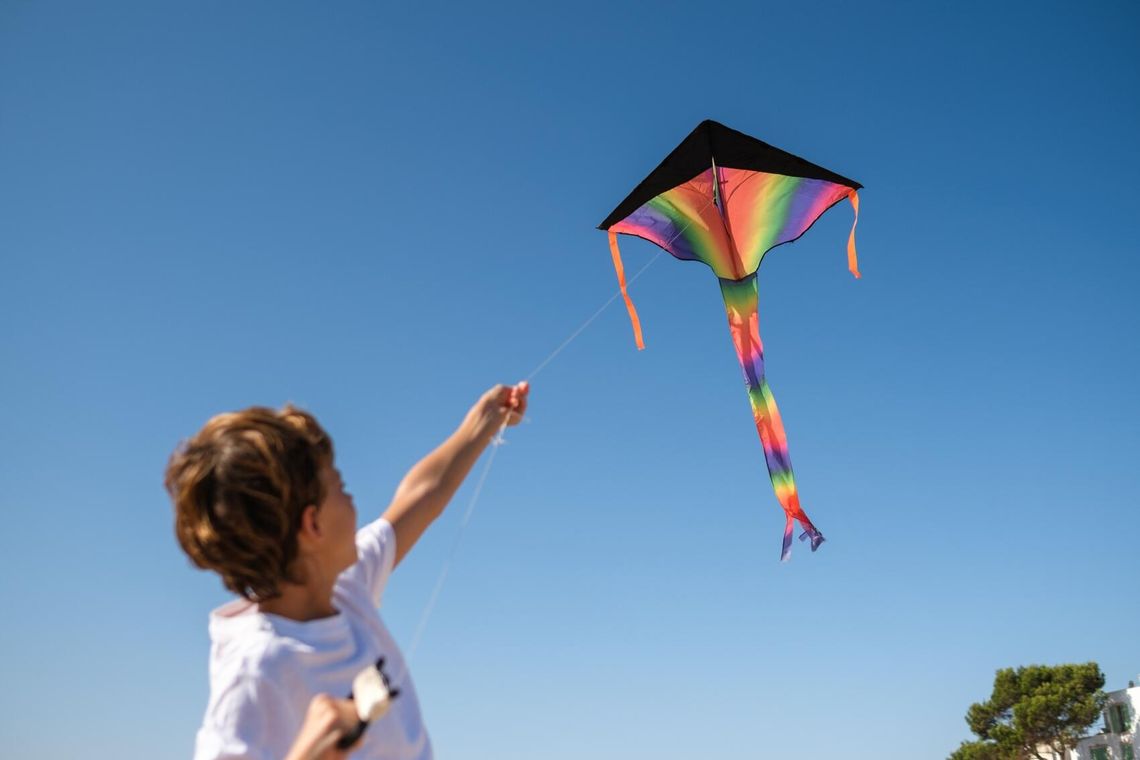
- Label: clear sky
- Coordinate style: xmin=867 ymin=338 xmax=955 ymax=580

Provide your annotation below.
xmin=2 ymin=2 xmax=1138 ymax=758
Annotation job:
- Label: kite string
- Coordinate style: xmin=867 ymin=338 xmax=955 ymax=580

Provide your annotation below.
xmin=407 ymin=204 xmax=716 ymax=661
xmin=404 ymin=270 xmax=650 ymax=664
xmin=405 ymin=261 xmax=651 ymax=661
xmin=406 ymin=417 xmax=508 ymax=662
xmin=527 ymin=198 xmax=717 ymax=381
xmin=524 ymin=251 xmax=661 ymax=382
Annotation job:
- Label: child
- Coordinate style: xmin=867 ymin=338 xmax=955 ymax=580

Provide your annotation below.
xmin=166 ymin=382 xmax=529 ymax=759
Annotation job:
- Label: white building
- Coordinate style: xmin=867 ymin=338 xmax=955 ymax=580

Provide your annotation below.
xmin=1039 ymin=682 xmax=1138 ymax=760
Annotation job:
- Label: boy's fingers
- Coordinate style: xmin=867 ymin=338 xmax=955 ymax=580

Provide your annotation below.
xmin=513 ymin=385 xmax=529 ymax=415
xmin=486 ymin=382 xmax=529 ymax=425
xmin=336 ymin=699 xmax=359 ymax=730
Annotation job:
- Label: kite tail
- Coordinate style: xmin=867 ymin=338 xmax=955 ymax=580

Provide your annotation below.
xmin=847 ymin=190 xmax=861 ymax=279
xmin=608 ymin=231 xmax=645 ymax=350
xmin=782 ymin=513 xmax=825 ymax=561
xmin=719 ymin=275 xmax=825 ymax=561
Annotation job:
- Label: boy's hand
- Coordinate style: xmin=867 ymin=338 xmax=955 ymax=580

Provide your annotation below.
xmin=285 ymin=694 xmax=361 ymax=760
xmin=466 ymin=382 xmax=529 ymax=442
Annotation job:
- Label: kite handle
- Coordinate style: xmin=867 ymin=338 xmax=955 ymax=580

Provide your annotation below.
xmin=608 ymin=231 xmax=645 ymax=350
xmin=847 ymin=191 xmax=861 ymax=279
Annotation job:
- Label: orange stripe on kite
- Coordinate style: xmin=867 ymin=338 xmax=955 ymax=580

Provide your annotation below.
xmin=608 ymin=231 xmax=645 ymax=350
xmin=847 ymin=190 xmax=861 ymax=279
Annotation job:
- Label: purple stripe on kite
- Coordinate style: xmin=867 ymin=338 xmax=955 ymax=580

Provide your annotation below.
xmin=782 ymin=180 xmax=833 ymax=242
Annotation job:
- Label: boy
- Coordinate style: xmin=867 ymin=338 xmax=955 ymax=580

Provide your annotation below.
xmin=166 ymin=382 xmax=529 ymax=759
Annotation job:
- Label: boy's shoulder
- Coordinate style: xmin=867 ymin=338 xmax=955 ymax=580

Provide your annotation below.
xmin=207 ymin=600 xmax=305 ymax=686
xmin=197 ymin=603 xmax=308 ymax=760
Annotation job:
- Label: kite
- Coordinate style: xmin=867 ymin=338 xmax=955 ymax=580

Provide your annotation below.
xmin=599 ymin=120 xmax=861 ymax=561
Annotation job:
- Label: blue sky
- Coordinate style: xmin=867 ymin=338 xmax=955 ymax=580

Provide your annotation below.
xmin=1 ymin=1 xmax=1138 ymax=758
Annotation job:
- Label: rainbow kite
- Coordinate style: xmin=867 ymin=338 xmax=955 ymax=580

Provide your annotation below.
xmin=599 ymin=120 xmax=861 ymax=561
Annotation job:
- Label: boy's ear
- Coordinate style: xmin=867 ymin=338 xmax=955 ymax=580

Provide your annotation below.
xmin=298 ymin=504 xmax=322 ymax=542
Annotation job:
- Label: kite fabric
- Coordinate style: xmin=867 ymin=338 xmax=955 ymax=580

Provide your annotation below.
xmin=599 ymin=120 xmax=862 ymax=561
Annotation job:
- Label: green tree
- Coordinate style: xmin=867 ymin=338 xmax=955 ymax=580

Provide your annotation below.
xmin=949 ymin=663 xmax=1108 ymax=760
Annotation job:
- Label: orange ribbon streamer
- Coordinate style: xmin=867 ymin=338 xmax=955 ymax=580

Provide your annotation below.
xmin=608 ymin=231 xmax=645 ymax=350
xmin=847 ymin=190 xmax=861 ymax=279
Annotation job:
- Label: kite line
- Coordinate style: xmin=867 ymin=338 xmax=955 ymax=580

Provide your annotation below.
xmin=406 ymin=206 xmax=716 ymax=662
xmin=405 ymin=251 xmax=660 ymax=662
xmin=403 ymin=258 xmax=656 ymax=660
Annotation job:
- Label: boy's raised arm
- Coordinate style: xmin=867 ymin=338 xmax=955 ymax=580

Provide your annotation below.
xmin=382 ymin=382 xmax=528 ymax=568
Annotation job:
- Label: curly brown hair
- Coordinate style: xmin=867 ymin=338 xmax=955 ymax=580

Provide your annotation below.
xmin=165 ymin=405 xmax=335 ymax=602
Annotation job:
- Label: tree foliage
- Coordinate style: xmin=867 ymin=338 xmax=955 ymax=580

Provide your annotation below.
xmin=949 ymin=663 xmax=1107 ymax=760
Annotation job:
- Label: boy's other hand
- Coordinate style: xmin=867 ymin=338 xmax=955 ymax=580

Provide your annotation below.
xmin=285 ymin=693 xmax=361 ymax=760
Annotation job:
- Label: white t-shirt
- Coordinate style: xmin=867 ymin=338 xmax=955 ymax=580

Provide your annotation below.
xmin=194 ymin=519 xmax=431 ymax=760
